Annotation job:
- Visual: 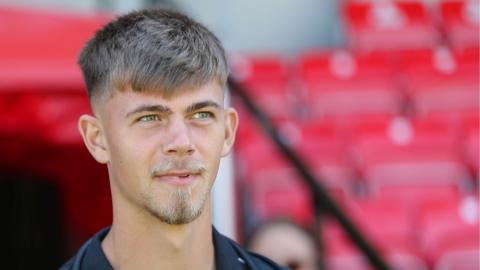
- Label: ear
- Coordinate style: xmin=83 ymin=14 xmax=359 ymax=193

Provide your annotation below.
xmin=221 ymin=108 xmax=239 ymax=157
xmin=78 ymin=114 xmax=109 ymax=164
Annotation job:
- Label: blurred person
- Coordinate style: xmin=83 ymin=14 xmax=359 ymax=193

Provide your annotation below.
xmin=59 ymin=8 xmax=287 ymax=270
xmin=247 ymin=219 xmax=319 ymax=270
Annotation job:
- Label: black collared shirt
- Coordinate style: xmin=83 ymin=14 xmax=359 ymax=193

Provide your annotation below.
xmin=59 ymin=227 xmax=287 ymax=270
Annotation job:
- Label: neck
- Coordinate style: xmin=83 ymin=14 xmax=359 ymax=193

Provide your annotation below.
xmin=102 ymin=195 xmax=215 ymax=270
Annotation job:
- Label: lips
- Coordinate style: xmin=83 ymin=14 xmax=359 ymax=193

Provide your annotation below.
xmin=154 ymin=171 xmax=198 ymax=186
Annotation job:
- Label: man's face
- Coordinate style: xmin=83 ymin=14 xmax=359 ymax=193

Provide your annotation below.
xmin=81 ymin=81 xmax=238 ymax=225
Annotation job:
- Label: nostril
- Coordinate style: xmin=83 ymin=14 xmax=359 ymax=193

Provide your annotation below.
xmin=164 ymin=144 xmax=195 ymax=155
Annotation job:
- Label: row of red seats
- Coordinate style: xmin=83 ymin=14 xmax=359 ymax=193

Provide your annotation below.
xmin=323 ymin=191 xmax=479 ymax=270
xmin=235 ymin=113 xmax=478 ymax=217
xmin=235 ymin=114 xmax=478 ymax=269
xmin=232 ymin=48 xmax=479 ymax=269
xmin=343 ymin=0 xmax=479 ymax=52
xmin=231 ymin=47 xmax=478 ymax=120
xmin=233 ymin=1 xmax=479 ymax=268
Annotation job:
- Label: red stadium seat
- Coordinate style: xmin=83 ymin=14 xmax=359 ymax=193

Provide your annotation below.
xmin=402 ymin=47 xmax=479 ymax=116
xmin=324 ymin=213 xmax=427 ymax=269
xmin=230 ymin=54 xmax=288 ymax=81
xmin=230 ymin=54 xmax=299 ymax=118
xmin=299 ymin=50 xmax=393 ymax=79
xmin=249 ymin=166 xmax=314 ymax=225
xmin=418 ymin=195 xmax=479 ymax=264
xmin=294 ymin=120 xmax=354 ymax=194
xmin=345 ymin=197 xmax=416 ymax=253
xmin=344 ymin=1 xmax=439 ymax=52
xmin=371 ymin=185 xmax=461 ymax=214
xmin=440 ymin=0 xmax=479 ymax=49
xmin=434 ymin=249 xmax=480 ymax=270
xmin=234 ymin=120 xmax=312 ymax=224
xmin=298 ymin=50 xmax=402 ymax=117
xmin=352 ymin=117 xmax=470 ymax=190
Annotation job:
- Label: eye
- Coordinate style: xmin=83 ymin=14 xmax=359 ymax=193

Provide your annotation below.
xmin=138 ymin=114 xmax=160 ymax=122
xmin=192 ymin=111 xmax=214 ymax=120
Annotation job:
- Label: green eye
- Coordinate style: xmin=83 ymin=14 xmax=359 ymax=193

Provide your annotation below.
xmin=192 ymin=112 xmax=213 ymax=120
xmin=139 ymin=115 xmax=160 ymax=122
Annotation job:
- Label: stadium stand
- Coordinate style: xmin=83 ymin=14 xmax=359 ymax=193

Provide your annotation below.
xmin=234 ymin=1 xmax=479 ymax=269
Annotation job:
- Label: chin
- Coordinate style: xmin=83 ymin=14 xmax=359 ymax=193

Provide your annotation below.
xmin=142 ymin=186 xmax=210 ymax=225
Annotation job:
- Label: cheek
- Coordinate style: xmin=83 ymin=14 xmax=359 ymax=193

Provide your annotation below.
xmin=107 ymin=128 xmax=157 ymax=182
xmin=192 ymin=126 xmax=224 ymax=164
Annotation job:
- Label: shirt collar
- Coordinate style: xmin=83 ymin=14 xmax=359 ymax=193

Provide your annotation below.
xmin=82 ymin=226 xmax=246 ymax=270
xmin=212 ymin=227 xmax=246 ymax=270
xmin=82 ymin=227 xmax=113 ymax=270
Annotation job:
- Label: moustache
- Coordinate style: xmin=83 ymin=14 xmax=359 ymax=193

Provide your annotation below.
xmin=150 ymin=159 xmax=207 ymax=177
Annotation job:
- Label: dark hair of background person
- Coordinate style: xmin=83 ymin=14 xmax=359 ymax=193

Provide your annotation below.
xmin=245 ymin=218 xmax=320 ymax=270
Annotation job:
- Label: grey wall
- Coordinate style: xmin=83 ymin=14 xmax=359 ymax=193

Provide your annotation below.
xmin=174 ymin=0 xmax=343 ymax=54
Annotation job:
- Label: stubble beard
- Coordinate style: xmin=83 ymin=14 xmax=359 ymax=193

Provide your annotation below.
xmin=144 ymin=179 xmax=212 ymax=225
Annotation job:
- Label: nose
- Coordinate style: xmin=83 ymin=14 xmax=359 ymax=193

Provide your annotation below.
xmin=162 ymin=120 xmax=195 ymax=156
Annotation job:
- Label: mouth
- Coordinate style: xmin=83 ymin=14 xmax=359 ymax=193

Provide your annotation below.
xmin=154 ymin=171 xmax=199 ymax=186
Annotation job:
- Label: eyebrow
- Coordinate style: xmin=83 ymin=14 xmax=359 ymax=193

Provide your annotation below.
xmin=125 ymin=104 xmax=172 ymax=118
xmin=185 ymin=101 xmax=221 ymax=113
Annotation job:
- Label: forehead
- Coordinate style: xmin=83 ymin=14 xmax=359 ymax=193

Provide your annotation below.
xmin=100 ymin=81 xmax=225 ymax=115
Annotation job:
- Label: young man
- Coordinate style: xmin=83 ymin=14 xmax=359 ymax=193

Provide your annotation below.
xmin=60 ymin=8 xmax=287 ymax=270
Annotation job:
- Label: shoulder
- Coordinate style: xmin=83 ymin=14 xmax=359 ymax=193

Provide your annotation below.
xmin=57 ymin=227 xmax=110 ymax=270
xmin=224 ymin=236 xmax=290 ymax=270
